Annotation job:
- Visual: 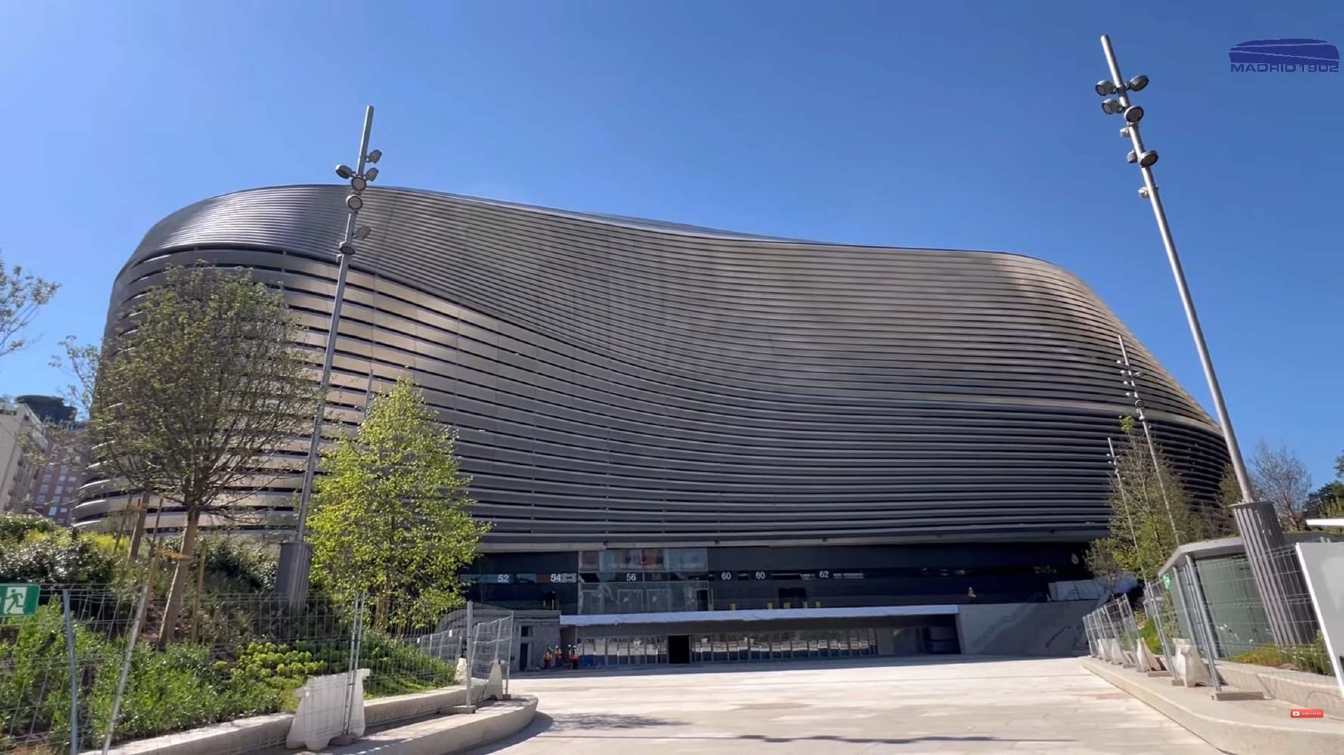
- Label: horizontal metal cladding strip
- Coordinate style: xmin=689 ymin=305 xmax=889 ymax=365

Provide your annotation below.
xmin=78 ymin=185 xmax=1231 ymax=547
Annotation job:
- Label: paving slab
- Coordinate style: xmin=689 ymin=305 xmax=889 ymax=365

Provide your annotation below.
xmin=477 ymin=656 xmax=1218 ymax=754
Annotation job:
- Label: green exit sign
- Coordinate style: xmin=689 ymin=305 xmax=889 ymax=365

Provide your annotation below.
xmin=1 ymin=584 xmax=40 ymax=617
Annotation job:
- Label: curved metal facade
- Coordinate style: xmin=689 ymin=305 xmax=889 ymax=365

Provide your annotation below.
xmin=78 ymin=185 xmax=1229 ymax=550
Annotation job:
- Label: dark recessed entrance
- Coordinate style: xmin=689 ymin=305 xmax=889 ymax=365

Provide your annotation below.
xmin=668 ymin=634 xmax=691 ymax=664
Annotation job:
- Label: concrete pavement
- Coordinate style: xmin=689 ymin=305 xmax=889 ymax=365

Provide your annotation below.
xmin=473 ymin=657 xmax=1217 ymax=753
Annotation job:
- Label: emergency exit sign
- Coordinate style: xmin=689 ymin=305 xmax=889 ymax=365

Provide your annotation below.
xmin=2 ymin=584 xmax=39 ymax=616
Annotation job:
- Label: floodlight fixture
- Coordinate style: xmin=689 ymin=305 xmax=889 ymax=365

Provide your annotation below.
xmin=351 ymin=176 xmax=367 ymax=192
xmin=1127 ymin=74 xmax=1149 ymax=91
xmin=1138 ymin=150 xmax=1158 ymax=167
xmin=336 ymin=164 xmax=355 ymax=179
xmin=366 ymin=149 xmax=382 ymax=164
xmin=346 ymin=193 xmax=363 ymax=211
xmin=1124 ymin=105 xmax=1144 ymax=123
xmin=353 ymin=225 xmax=372 ymax=240
xmin=1126 ymin=150 xmax=1138 ymax=164
xmin=364 ymin=167 xmax=378 ymax=182
xmin=1101 ymin=98 xmax=1124 ymax=115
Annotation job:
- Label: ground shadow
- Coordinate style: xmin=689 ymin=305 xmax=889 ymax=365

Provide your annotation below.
xmin=466 ymin=711 xmax=1073 ymax=752
xmin=465 ymin=712 xmax=685 ymax=753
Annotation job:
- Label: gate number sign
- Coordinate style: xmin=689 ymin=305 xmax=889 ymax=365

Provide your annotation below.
xmin=2 ymin=584 xmax=39 ymax=616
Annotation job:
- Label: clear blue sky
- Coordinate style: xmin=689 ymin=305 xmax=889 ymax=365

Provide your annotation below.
xmin=1 ymin=1 xmax=1340 ymax=484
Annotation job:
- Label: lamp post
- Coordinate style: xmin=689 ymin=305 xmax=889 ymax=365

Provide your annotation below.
xmin=278 ymin=105 xmax=383 ymax=610
xmin=1115 ymin=335 xmax=1178 ymax=541
xmin=1092 ymin=35 xmax=1310 ymax=645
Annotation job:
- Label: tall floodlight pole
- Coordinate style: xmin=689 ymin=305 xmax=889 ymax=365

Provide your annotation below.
xmin=1115 ymin=335 xmax=1179 ymax=541
xmin=1105 ymin=437 xmax=1142 ymax=558
xmin=1092 ymin=35 xmax=1309 ymax=645
xmin=278 ymin=105 xmax=384 ymax=610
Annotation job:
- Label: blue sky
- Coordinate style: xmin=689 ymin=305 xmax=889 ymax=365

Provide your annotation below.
xmin=0 ymin=1 xmax=1340 ymax=483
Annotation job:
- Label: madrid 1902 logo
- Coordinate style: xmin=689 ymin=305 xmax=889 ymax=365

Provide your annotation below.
xmin=1229 ymin=39 xmax=1339 ymax=73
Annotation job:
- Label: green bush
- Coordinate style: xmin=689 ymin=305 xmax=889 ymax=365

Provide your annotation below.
xmin=0 ymin=603 xmax=113 ymax=750
xmin=360 ymin=631 xmax=456 ymax=696
xmin=0 ymin=526 xmax=122 ymax=585
xmin=0 ymin=607 xmax=327 ymax=749
xmin=0 ymin=513 xmax=61 ymax=542
xmin=1232 ymin=633 xmax=1331 ymax=676
xmin=201 ymin=538 xmax=277 ymax=593
xmin=1137 ymin=615 xmax=1163 ymax=655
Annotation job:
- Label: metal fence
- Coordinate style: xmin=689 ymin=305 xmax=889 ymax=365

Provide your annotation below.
xmin=0 ymin=586 xmax=513 ymax=754
xmin=1084 ymin=544 xmax=1339 ymax=705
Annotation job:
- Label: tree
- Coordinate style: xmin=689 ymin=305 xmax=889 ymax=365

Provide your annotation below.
xmin=91 ymin=265 xmax=316 ymax=643
xmin=1250 ymin=441 xmax=1312 ymax=531
xmin=308 ymin=377 xmax=487 ymax=631
xmin=0 ymin=253 xmax=58 ymax=359
xmin=49 ymin=336 xmax=100 ymax=420
xmin=1087 ymin=417 xmax=1225 ymax=583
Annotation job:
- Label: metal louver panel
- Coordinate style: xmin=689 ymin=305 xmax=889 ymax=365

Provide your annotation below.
xmin=77 ymin=185 xmax=1229 ymax=551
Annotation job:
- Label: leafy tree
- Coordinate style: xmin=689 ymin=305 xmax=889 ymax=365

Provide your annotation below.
xmin=1250 ymin=441 xmax=1312 ymax=531
xmin=0 ymin=252 xmax=58 ymax=359
xmin=50 ymin=336 xmax=100 ymax=420
xmin=1087 ymin=417 xmax=1225 ymax=582
xmin=308 ymin=377 xmax=487 ymax=631
xmin=91 ymin=265 xmax=316 ymax=643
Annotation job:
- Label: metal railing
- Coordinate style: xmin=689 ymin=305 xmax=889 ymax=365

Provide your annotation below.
xmin=1085 ymin=545 xmax=1339 ymax=704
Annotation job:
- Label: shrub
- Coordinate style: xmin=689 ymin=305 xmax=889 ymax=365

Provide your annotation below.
xmin=1137 ymin=615 xmax=1163 ymax=655
xmin=201 ymin=538 xmax=277 ymax=593
xmin=0 ymin=514 xmax=125 ymax=585
xmin=360 ymin=631 xmax=456 ymax=696
xmin=0 ymin=513 xmax=61 ymax=542
xmin=1232 ymin=633 xmax=1331 ymax=676
xmin=0 ymin=603 xmax=116 ymax=750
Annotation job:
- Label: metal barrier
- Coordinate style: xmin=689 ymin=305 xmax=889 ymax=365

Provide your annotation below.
xmin=1085 ymin=544 xmax=1340 ymax=704
xmin=0 ymin=586 xmax=486 ymax=753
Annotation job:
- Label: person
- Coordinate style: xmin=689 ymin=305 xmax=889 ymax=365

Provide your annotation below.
xmin=542 ymin=647 xmax=553 ymax=669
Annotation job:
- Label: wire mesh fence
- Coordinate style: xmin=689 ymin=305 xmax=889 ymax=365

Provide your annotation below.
xmin=1086 ymin=544 xmax=1341 ymax=710
xmin=469 ymin=614 xmax=513 ymax=700
xmin=1179 ymin=546 xmax=1333 ymax=695
xmin=1 ymin=583 xmax=514 ymax=754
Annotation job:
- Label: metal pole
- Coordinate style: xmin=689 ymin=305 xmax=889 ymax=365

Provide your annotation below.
xmin=1096 ymin=34 xmax=1309 ymax=646
xmin=1116 ymin=336 xmax=1179 ymax=540
xmin=1099 ymin=36 xmax=1252 ymax=499
xmin=102 ymin=579 xmax=151 ymax=753
xmin=463 ymin=600 xmax=474 ymax=707
xmin=61 ymin=591 xmax=78 ymax=755
xmin=1107 ymin=437 xmax=1141 ymax=555
xmin=281 ymin=105 xmax=378 ymax=609
xmin=342 ymin=593 xmax=365 ymax=737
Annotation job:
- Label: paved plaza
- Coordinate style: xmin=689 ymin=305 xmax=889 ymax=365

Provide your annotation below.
xmin=476 ymin=657 xmax=1215 ymax=754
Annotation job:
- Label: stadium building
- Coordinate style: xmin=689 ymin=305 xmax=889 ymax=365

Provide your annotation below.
xmin=79 ymin=185 xmax=1228 ymax=665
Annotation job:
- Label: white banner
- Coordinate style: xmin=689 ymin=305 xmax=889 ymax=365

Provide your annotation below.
xmin=1294 ymin=542 xmax=1344 ymax=698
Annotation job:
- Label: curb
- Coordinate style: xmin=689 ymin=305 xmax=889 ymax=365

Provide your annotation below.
xmin=1082 ymin=658 xmax=1342 ymax=755
xmin=101 ymin=682 xmax=506 ymax=755
xmin=322 ymin=696 xmax=537 ymax=754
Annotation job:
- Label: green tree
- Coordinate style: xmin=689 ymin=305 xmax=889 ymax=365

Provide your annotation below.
xmin=0 ymin=252 xmax=58 ymax=359
xmin=1087 ymin=417 xmax=1225 ymax=582
xmin=309 ymin=377 xmax=487 ymax=631
xmin=92 ymin=265 xmax=316 ymax=643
